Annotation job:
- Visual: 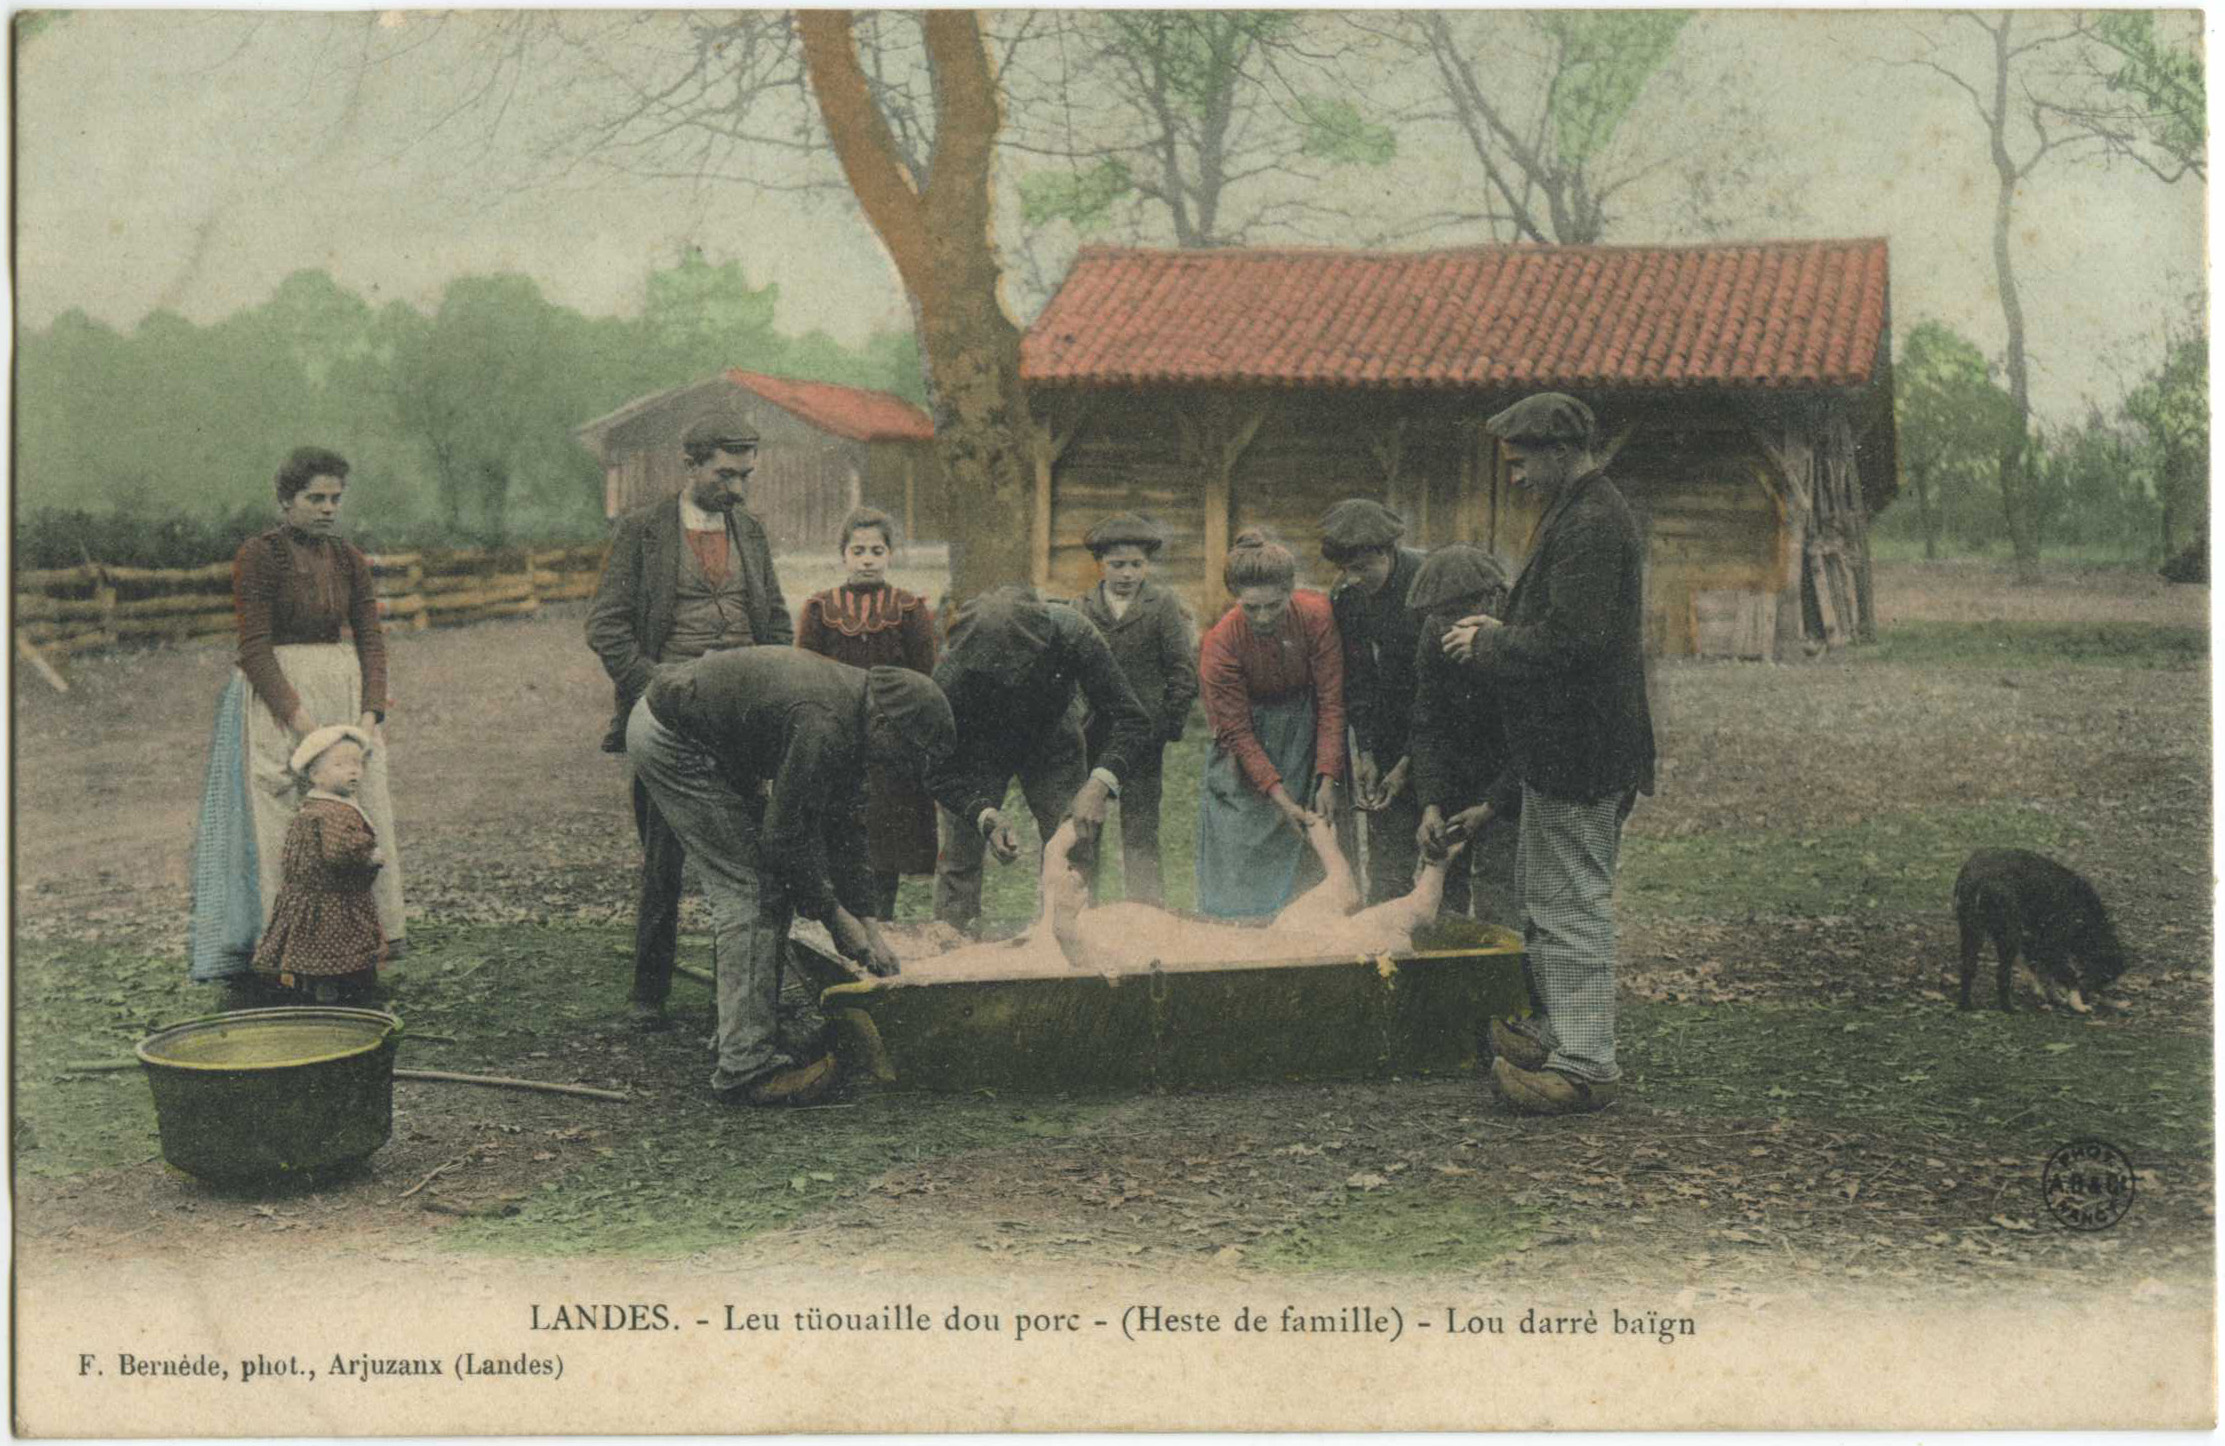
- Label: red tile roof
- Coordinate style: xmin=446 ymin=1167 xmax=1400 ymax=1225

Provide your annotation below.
xmin=1022 ymin=240 xmax=1890 ymax=391
xmin=726 ymin=369 xmax=933 ymax=442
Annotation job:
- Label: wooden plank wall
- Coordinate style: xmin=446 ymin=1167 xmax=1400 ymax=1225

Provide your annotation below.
xmin=1040 ymin=389 xmax=1798 ymax=656
xmin=1044 ymin=396 xmax=1210 ymax=605
xmin=860 ymin=441 xmax=948 ymax=545
xmin=1617 ymin=430 xmax=1782 ymax=658
xmin=601 ymin=403 xmax=865 ymax=553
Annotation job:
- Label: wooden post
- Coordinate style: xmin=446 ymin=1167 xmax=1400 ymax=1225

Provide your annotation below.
xmin=1185 ymin=400 xmax=1268 ymax=614
xmin=1750 ymin=421 xmax=1816 ymax=660
xmin=902 ymin=447 xmax=918 ymax=542
xmin=1030 ymin=438 xmax=1055 ymax=589
xmin=1027 ymin=405 xmax=1090 ymax=591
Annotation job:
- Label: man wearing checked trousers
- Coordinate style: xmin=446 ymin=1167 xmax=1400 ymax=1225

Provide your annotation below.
xmin=1442 ymin=391 xmax=1657 ymax=1115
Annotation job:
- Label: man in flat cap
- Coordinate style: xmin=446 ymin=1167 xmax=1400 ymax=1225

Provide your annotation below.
xmin=588 ymin=404 xmax=793 ymax=1031
xmin=1071 ymin=513 xmax=1198 ymax=906
xmin=928 ymin=584 xmax=1157 ymax=933
xmin=1443 ymin=392 xmax=1656 ymax=1116
xmin=1319 ymin=497 xmax=1428 ymax=906
xmin=627 ymin=648 xmax=954 ymax=1104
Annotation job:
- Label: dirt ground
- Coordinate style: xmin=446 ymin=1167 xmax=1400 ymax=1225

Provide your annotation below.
xmin=11 ymin=558 xmax=2214 ymax=1312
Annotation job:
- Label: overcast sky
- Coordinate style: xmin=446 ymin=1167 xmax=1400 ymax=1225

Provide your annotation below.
xmin=14 ymin=9 xmax=2207 ymax=423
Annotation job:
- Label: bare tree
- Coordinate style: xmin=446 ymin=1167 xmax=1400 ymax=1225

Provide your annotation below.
xmin=1353 ymin=10 xmax=1792 ymax=246
xmin=1897 ymin=11 xmax=2203 ymax=581
xmin=1003 ymin=12 xmax=1394 ymax=251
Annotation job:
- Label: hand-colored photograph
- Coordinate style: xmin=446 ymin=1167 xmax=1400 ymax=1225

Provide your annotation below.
xmin=11 ymin=8 xmax=2211 ymax=1434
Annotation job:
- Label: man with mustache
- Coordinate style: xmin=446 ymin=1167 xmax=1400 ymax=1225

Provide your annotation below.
xmin=588 ymin=408 xmax=794 ymax=1031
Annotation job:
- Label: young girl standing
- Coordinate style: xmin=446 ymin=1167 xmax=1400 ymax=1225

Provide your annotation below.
xmin=795 ymin=508 xmax=939 ymax=919
xmin=251 ymin=724 xmax=387 ymax=1002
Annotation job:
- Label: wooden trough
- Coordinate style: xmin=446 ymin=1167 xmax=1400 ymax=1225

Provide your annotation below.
xmin=789 ymin=927 xmax=1528 ymax=1094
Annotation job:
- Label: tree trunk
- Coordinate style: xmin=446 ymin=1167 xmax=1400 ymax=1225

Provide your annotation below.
xmin=1912 ymin=469 xmax=1939 ymax=560
xmin=916 ymin=294 xmax=1032 ymax=599
xmin=1986 ymin=17 xmax=2041 ymax=584
xmin=2160 ymin=462 xmax=2178 ymax=561
xmin=799 ymin=10 xmax=1031 ymax=605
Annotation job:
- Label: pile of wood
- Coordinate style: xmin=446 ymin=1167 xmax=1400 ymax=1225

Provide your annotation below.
xmin=14 ymin=542 xmax=611 ymax=682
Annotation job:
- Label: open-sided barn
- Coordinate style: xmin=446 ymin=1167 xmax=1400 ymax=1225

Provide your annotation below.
xmin=574 ymin=370 xmax=945 ymax=551
xmin=1018 ymin=239 xmax=1897 ymax=659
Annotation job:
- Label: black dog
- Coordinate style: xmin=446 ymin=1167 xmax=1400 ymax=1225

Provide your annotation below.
xmin=1953 ymin=849 xmax=2129 ymax=1013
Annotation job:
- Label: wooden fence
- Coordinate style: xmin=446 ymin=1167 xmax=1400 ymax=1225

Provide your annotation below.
xmin=15 ymin=543 xmax=609 ymax=675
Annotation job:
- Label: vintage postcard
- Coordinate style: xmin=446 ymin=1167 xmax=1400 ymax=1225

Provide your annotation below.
xmin=11 ymin=7 xmax=2213 ymax=1434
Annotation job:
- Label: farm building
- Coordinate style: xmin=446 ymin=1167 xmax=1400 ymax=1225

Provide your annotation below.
xmin=574 ymin=370 xmax=945 ymax=551
xmin=1019 ymin=239 xmax=1897 ymax=659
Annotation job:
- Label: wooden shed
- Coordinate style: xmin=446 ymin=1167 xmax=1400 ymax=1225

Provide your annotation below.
xmin=574 ymin=369 xmax=945 ymax=551
xmin=1019 ymin=240 xmax=1897 ymax=659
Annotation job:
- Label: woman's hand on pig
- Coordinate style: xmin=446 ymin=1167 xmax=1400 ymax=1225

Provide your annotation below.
xmin=1311 ymin=774 xmax=1343 ymax=823
xmin=1268 ymin=785 xmax=1315 ymax=835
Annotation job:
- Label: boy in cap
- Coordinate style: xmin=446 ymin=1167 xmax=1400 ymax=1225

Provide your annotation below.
xmin=588 ymin=404 xmax=793 ymax=1031
xmin=1319 ymin=497 xmax=1428 ymax=905
xmin=1405 ymin=544 xmax=1521 ymax=930
xmin=626 ymin=648 xmax=954 ymax=1105
xmin=1442 ymin=392 xmax=1656 ymax=1116
xmin=1071 ymin=514 xmax=1198 ymax=906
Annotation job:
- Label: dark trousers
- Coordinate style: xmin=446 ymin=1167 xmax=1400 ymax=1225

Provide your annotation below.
xmin=868 ymin=869 xmax=902 ymax=922
xmin=1086 ymin=742 xmax=1167 ymax=907
xmin=630 ymin=774 xmax=685 ymax=1006
xmin=1450 ymin=812 xmax=1522 ymax=931
xmin=934 ymin=719 xmax=1089 ymax=932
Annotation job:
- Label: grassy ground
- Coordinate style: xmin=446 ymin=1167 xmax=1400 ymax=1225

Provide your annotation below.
xmin=11 ymin=563 xmax=2213 ymax=1298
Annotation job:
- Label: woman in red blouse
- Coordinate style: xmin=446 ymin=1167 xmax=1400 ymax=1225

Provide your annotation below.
xmin=795 ymin=507 xmax=939 ymax=919
xmin=1196 ymin=530 xmax=1346 ymax=918
xmin=189 ymin=447 xmax=406 ymax=992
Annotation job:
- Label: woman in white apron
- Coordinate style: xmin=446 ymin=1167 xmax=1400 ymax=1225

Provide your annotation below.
xmin=189 ymin=446 xmax=406 ymax=989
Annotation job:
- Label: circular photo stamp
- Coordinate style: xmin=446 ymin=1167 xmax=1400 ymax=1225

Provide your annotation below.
xmin=2041 ymin=1139 xmax=2137 ymax=1232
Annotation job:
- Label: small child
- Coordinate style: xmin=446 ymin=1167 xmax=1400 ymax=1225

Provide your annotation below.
xmin=252 ymin=724 xmax=387 ymax=1003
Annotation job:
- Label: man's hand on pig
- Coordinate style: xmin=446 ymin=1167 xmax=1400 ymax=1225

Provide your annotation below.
xmin=1417 ymin=805 xmax=1450 ymax=856
xmin=978 ymin=809 xmax=1023 ymax=864
xmin=1351 ymin=752 xmax=1381 ymax=809
xmin=1068 ymin=775 xmax=1114 ymax=843
xmin=1449 ymin=803 xmax=1494 ymax=839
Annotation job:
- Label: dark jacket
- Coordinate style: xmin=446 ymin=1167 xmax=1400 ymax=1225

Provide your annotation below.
xmin=1409 ymin=614 xmax=1517 ymax=820
xmin=1469 ymin=470 xmax=1656 ymax=806
xmin=1331 ymin=546 xmax=1425 ymax=764
xmin=586 ymin=497 xmax=793 ymax=752
xmin=642 ymin=649 xmax=874 ymax=923
xmin=1073 ymin=580 xmax=1199 ymax=745
xmin=927 ymin=588 xmax=1155 ymax=825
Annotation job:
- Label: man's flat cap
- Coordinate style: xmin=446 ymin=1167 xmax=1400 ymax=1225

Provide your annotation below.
xmin=1484 ymin=392 xmax=1595 ymax=445
xmin=1405 ymin=543 xmax=1511 ymax=613
xmin=1084 ymin=512 xmax=1166 ymax=554
xmin=1317 ymin=498 xmax=1406 ymax=551
xmin=681 ymin=408 xmax=763 ymax=450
